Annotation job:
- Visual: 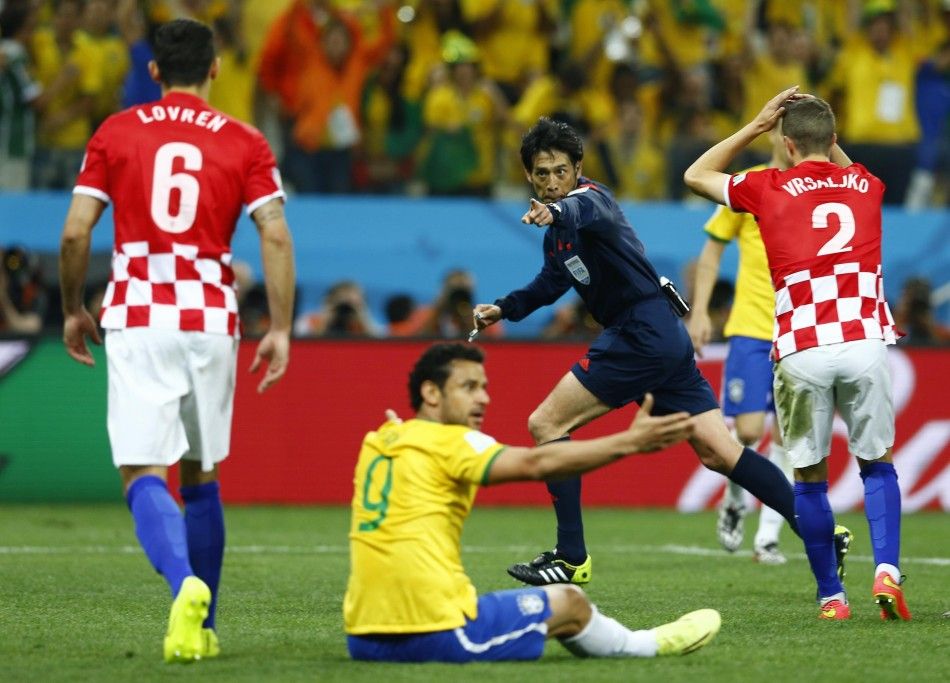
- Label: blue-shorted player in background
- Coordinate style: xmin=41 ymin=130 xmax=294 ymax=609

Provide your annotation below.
xmin=473 ymin=117 xmax=806 ymax=586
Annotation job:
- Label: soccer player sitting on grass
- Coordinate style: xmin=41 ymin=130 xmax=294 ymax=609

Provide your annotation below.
xmin=343 ymin=343 xmax=721 ymax=663
xmin=684 ymin=88 xmax=909 ymax=621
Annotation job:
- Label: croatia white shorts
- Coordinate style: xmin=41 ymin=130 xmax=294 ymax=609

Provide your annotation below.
xmin=773 ymin=338 xmax=894 ymax=468
xmin=105 ymin=328 xmax=238 ymax=471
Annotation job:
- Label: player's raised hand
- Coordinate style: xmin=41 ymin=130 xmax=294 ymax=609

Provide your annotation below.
xmin=752 ymin=86 xmax=802 ymax=133
xmin=62 ymin=308 xmax=102 ymax=366
xmin=686 ymin=311 xmax=712 ymax=358
xmin=250 ymin=329 xmax=290 ymax=393
xmin=384 ymin=408 xmax=403 ymax=424
xmin=624 ymin=393 xmax=694 ymax=453
xmin=521 ymin=198 xmax=555 ymax=226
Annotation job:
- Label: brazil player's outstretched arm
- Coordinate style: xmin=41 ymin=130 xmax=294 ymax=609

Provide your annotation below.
xmin=483 ymin=394 xmax=694 ymax=485
xmin=250 ymin=197 xmax=295 ymax=393
xmin=59 ymin=194 xmax=107 ymax=366
xmin=685 ymin=86 xmax=803 ymax=204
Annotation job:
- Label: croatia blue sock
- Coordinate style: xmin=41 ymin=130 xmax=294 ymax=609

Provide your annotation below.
xmin=728 ymin=447 xmax=800 ymax=536
xmin=181 ymin=481 xmax=226 ymax=629
xmin=860 ymin=461 xmax=901 ymax=569
xmin=126 ymin=475 xmax=194 ymax=597
xmin=794 ymin=481 xmax=842 ymax=599
xmin=544 ymin=437 xmax=586 ymax=564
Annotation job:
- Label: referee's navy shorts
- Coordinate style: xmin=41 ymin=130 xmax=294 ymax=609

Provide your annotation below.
xmin=571 ymin=297 xmax=719 ymax=416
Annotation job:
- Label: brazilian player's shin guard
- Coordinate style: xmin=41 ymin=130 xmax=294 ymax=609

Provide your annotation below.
xmin=181 ymin=481 xmax=225 ymax=629
xmin=794 ymin=481 xmax=843 ymax=599
xmin=126 ymin=475 xmax=194 ymax=597
xmin=543 ymin=437 xmax=587 ymax=564
xmin=860 ymin=461 xmax=902 ymax=569
xmin=727 ymin=447 xmax=800 ymax=537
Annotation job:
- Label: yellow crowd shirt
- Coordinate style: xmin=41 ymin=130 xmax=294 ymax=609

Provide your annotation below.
xmin=704 ymin=165 xmax=774 ymax=340
xmin=460 ymin=0 xmax=557 ymax=86
xmin=422 ymin=83 xmax=498 ymax=188
xmin=343 ymin=418 xmax=505 ymax=634
xmin=83 ymin=32 xmax=130 ymax=123
xmin=825 ymin=36 xmax=922 ymax=144
xmin=31 ymin=28 xmax=103 ymax=150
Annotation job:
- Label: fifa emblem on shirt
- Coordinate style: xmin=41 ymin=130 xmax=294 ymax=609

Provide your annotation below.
xmin=727 ymin=378 xmax=745 ymax=405
xmin=564 ymin=255 xmax=591 ymax=285
xmin=517 ymin=593 xmax=546 ymax=616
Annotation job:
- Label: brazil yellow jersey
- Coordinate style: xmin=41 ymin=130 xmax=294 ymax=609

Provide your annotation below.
xmin=343 ymin=418 xmax=505 ymax=634
xmin=704 ymin=164 xmax=774 ymax=340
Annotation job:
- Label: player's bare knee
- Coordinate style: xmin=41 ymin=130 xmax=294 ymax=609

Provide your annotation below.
xmin=544 ymin=585 xmax=591 ymax=637
xmin=735 ymin=426 xmax=763 ymax=447
xmin=528 ymin=408 xmax=560 ymax=444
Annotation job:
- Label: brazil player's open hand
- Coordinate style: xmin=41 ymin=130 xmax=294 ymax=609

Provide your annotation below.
xmin=384 ymin=409 xmax=403 ymax=424
xmin=521 ymin=198 xmax=555 ymax=226
xmin=250 ymin=329 xmax=290 ymax=393
xmin=63 ymin=308 xmax=102 ymax=366
xmin=686 ymin=310 xmax=712 ymax=358
xmin=625 ymin=393 xmax=694 ymax=453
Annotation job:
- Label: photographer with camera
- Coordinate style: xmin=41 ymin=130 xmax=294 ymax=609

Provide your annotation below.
xmin=0 ymin=246 xmax=43 ymax=335
xmin=294 ymin=280 xmax=383 ymax=338
xmin=421 ymin=269 xmax=503 ymax=339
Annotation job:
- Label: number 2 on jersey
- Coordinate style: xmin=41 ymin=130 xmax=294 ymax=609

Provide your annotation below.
xmin=812 ymin=202 xmax=855 ymax=256
xmin=151 ymin=142 xmax=202 ymax=233
xmin=358 ymin=455 xmax=394 ymax=531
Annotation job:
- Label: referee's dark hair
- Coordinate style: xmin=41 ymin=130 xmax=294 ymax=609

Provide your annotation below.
xmin=153 ymin=18 xmax=216 ymax=87
xmin=520 ymin=117 xmax=584 ymax=170
xmin=781 ymin=97 xmax=836 ymax=157
xmin=409 ymin=343 xmax=485 ymax=411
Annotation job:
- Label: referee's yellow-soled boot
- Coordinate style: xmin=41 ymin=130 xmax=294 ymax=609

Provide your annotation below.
xmin=507 ymin=550 xmax=592 ymax=585
xmin=164 ymin=576 xmax=211 ymax=663
xmin=654 ymin=609 xmax=722 ymax=656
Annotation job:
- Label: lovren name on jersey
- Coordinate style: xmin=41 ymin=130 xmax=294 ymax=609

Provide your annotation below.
xmin=135 ymin=104 xmax=228 ymax=132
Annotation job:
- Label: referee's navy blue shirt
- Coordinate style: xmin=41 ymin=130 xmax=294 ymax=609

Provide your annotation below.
xmin=495 ymin=178 xmax=669 ymax=328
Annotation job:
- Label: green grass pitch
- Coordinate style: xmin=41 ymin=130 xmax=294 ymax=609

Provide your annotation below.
xmin=1 ymin=505 xmax=948 ymax=682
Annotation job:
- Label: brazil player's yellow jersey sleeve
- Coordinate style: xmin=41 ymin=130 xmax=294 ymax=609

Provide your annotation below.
xmin=704 ymin=164 xmax=775 ymax=341
xmin=343 ymin=418 xmax=505 ymax=635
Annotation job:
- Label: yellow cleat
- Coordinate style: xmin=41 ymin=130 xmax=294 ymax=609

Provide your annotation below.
xmin=655 ymin=609 xmax=722 ymax=656
xmin=201 ymin=629 xmax=221 ymax=659
xmin=163 ymin=576 xmax=211 ymax=664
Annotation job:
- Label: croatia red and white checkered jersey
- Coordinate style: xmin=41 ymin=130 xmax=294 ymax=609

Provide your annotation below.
xmin=74 ymin=92 xmax=285 ymax=337
xmin=725 ymin=160 xmax=899 ymax=359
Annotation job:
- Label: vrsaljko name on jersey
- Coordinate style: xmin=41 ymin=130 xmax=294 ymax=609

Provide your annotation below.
xmin=135 ymin=105 xmax=228 ymax=132
xmin=782 ymin=173 xmax=870 ymax=197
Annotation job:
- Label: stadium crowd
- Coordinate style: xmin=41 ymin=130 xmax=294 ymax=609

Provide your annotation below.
xmin=1 ymin=0 xmax=948 ymax=341
xmin=0 ymin=0 xmax=948 ymax=206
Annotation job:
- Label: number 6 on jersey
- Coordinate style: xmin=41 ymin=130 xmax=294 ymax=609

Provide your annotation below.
xmin=151 ymin=142 xmax=202 ymax=233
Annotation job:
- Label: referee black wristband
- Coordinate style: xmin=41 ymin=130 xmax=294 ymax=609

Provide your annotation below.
xmin=493 ymin=297 xmax=512 ymax=320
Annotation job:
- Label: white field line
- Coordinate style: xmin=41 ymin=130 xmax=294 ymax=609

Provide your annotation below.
xmin=0 ymin=543 xmax=948 ymax=567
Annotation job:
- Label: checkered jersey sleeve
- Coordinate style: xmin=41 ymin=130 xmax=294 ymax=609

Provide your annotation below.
xmin=244 ymin=131 xmax=285 ymax=216
xmin=444 ymin=430 xmax=506 ymax=486
xmin=73 ymin=124 xmax=111 ymax=204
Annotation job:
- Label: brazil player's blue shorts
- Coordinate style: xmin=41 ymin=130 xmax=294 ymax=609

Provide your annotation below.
xmin=571 ymin=297 xmax=719 ymax=415
xmin=721 ymin=336 xmax=775 ymax=417
xmin=346 ymin=588 xmax=552 ymax=663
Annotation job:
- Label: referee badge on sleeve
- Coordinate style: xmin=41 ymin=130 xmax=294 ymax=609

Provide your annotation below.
xmin=564 ymin=256 xmax=590 ymax=285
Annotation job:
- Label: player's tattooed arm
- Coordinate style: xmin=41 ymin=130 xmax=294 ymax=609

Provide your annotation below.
xmin=251 ymin=197 xmax=286 ymax=226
